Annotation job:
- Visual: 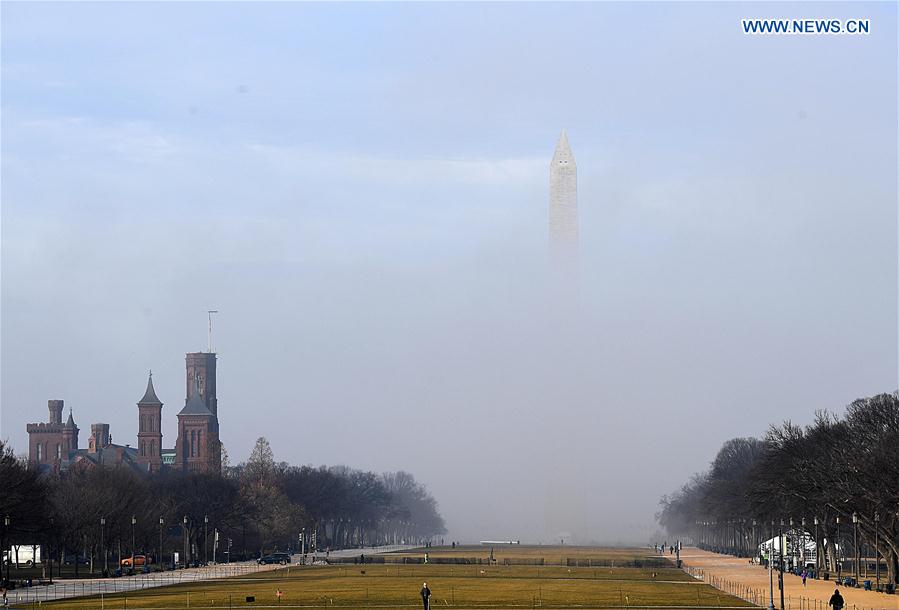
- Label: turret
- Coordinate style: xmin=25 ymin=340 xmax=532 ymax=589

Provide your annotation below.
xmin=48 ymin=400 xmax=64 ymax=425
xmin=136 ymin=371 xmax=164 ymax=472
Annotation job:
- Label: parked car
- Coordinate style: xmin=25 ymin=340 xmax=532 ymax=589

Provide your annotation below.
xmin=121 ymin=555 xmax=148 ymax=568
xmin=258 ymin=552 xmax=291 ymax=565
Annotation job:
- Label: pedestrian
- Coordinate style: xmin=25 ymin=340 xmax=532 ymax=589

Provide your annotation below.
xmin=828 ymin=589 xmax=844 ymax=610
xmin=801 ymin=570 xmax=807 ymax=586
xmin=420 ymin=582 xmax=431 ymax=610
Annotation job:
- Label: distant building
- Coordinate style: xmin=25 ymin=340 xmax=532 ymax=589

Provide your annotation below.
xmin=27 ymin=400 xmax=79 ymax=465
xmin=27 ymin=399 xmax=139 ymax=471
xmin=549 ymin=130 xmax=578 ymax=258
xmin=26 ymin=351 xmax=222 ymax=474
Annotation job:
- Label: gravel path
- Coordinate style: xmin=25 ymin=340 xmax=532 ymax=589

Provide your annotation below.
xmin=677 ymin=547 xmax=898 ymax=610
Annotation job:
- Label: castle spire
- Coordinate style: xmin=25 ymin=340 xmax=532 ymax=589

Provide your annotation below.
xmin=65 ymin=407 xmax=76 ymax=428
xmin=138 ymin=370 xmax=163 ymax=406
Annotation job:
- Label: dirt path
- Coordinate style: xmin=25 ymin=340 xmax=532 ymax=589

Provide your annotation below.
xmin=676 ymin=547 xmax=898 ymax=610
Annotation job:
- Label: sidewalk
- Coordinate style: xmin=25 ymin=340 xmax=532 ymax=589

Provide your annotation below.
xmin=4 ymin=544 xmax=416 ymax=606
xmin=677 ymin=547 xmax=898 ymax=610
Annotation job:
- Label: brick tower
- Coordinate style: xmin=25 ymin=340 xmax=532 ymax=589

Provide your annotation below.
xmin=136 ymin=372 xmax=164 ymax=472
xmin=175 ymin=353 xmax=220 ymax=472
xmin=185 ymin=352 xmax=218 ymax=420
xmin=89 ymin=423 xmax=111 ymax=453
xmin=27 ymin=400 xmax=78 ymax=466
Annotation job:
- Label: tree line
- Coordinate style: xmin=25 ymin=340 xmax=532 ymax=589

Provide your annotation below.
xmin=0 ymin=436 xmax=445 ymax=577
xmin=657 ymin=391 xmax=899 ymax=586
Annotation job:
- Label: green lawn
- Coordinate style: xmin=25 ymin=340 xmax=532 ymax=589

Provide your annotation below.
xmin=41 ymin=550 xmax=757 ymax=609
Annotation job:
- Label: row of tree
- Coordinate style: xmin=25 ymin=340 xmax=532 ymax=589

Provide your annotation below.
xmin=657 ymin=391 xmax=899 ymax=586
xmin=0 ymin=436 xmax=445 ymax=577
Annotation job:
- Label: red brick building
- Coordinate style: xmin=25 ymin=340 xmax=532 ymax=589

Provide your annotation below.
xmin=27 ymin=400 xmax=79 ymax=465
xmin=26 ymin=351 xmax=222 ymax=473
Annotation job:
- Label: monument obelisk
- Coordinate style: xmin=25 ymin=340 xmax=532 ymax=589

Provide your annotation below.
xmin=549 ymin=129 xmax=578 ymax=260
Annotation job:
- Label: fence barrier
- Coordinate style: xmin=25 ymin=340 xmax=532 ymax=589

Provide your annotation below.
xmin=5 ymin=562 xmax=276 ymax=605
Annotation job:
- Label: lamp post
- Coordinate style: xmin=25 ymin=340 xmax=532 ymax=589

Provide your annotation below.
xmin=47 ymin=517 xmax=54 ymax=583
xmin=835 ymin=517 xmax=842 ymax=582
xmin=100 ymin=517 xmax=107 ymax=574
xmin=874 ymin=512 xmax=880 ymax=591
xmin=800 ymin=518 xmax=806 ymax=570
xmin=813 ymin=517 xmax=819 ymax=576
xmin=204 ymin=516 xmax=209 ymax=566
xmin=159 ymin=517 xmax=165 ymax=571
xmin=183 ymin=515 xmax=189 ymax=566
xmin=852 ymin=512 xmax=859 ymax=584
xmin=4 ymin=515 xmax=10 ymax=587
xmin=741 ymin=518 xmax=747 ymax=556
xmin=779 ymin=519 xmax=785 ymax=610
xmin=789 ymin=518 xmax=794 ymax=571
xmin=767 ymin=520 xmax=775 ymax=610
xmin=131 ymin=515 xmax=137 ymax=563
xmin=753 ymin=520 xmax=758 ymax=559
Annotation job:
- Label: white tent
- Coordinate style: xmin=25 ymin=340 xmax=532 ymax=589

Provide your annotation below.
xmin=757 ymin=529 xmax=819 ymax=569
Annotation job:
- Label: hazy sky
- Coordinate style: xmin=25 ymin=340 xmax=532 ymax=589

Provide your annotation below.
xmin=2 ymin=2 xmax=896 ymax=543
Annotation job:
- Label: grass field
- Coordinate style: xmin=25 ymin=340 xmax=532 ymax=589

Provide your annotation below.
xmin=41 ymin=547 xmax=756 ymax=609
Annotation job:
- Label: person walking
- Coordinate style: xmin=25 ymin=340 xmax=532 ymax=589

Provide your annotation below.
xmin=420 ymin=582 xmax=431 ymax=610
xmin=801 ymin=570 xmax=807 ymax=587
xmin=828 ymin=589 xmax=844 ymax=610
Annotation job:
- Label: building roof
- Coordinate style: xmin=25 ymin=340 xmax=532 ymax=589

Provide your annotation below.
xmin=65 ymin=408 xmax=77 ymax=428
xmin=178 ymin=378 xmax=213 ymax=416
xmin=138 ymin=372 xmax=163 ymax=406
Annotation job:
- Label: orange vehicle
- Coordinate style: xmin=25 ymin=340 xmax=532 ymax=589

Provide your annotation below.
xmin=121 ymin=555 xmax=149 ymax=567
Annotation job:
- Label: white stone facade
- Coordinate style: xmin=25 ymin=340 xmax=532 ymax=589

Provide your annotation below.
xmin=549 ymin=130 xmax=578 ymax=257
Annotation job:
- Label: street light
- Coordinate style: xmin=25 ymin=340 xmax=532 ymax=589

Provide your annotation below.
xmin=767 ymin=520 xmax=775 ymax=610
xmin=3 ymin=515 xmax=10 ymax=587
xmin=835 ymin=517 xmax=842 ymax=582
xmin=852 ymin=512 xmax=859 ymax=584
xmin=874 ymin=512 xmax=880 ymax=591
xmin=204 ymin=515 xmax=209 ymax=566
xmin=159 ymin=517 xmax=165 ymax=571
xmin=741 ymin=518 xmax=747 ymax=556
xmin=779 ymin=519 xmax=785 ymax=610
xmin=800 ymin=518 xmax=806 ymax=570
xmin=183 ymin=515 xmax=189 ymax=566
xmin=131 ymin=515 xmax=137 ymax=563
xmin=100 ymin=517 xmax=107 ymax=574
xmin=46 ymin=516 xmax=54 ymax=584
xmin=813 ymin=517 xmax=819 ymax=576
xmin=789 ymin=518 xmax=794 ymax=571
xmin=752 ymin=519 xmax=758 ymax=558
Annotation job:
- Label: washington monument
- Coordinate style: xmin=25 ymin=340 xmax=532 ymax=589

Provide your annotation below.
xmin=549 ymin=130 xmax=578 ymax=258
